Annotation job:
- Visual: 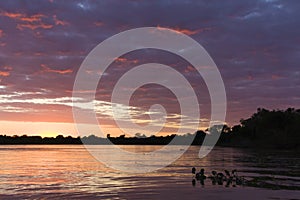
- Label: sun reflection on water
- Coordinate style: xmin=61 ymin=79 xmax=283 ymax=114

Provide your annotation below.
xmin=0 ymin=145 xmax=299 ymax=199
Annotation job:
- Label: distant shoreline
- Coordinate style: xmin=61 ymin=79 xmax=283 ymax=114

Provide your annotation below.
xmin=0 ymin=134 xmax=298 ymax=151
xmin=1 ymin=108 xmax=299 ymax=150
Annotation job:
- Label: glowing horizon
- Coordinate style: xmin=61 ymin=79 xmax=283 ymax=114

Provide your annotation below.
xmin=0 ymin=1 xmax=299 ymax=138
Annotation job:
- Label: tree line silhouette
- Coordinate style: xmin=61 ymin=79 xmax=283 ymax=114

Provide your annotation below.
xmin=220 ymin=107 xmax=300 ymax=149
xmin=0 ymin=108 xmax=299 ymax=149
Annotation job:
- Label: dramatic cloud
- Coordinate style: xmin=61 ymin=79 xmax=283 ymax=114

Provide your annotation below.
xmin=0 ymin=0 xmax=299 ymax=136
xmin=0 ymin=11 xmax=53 ymax=30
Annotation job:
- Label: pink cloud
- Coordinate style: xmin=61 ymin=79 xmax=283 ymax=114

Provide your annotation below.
xmin=184 ymin=65 xmax=196 ymax=73
xmin=41 ymin=64 xmax=73 ymax=74
xmin=20 ymin=14 xmax=45 ymax=23
xmin=0 ymin=71 xmax=10 ymax=77
xmin=94 ymin=21 xmax=104 ymax=27
xmin=115 ymin=57 xmax=138 ymax=64
xmin=0 ymin=11 xmax=53 ymax=31
xmin=271 ymin=74 xmax=282 ymax=80
xmin=0 ymin=29 xmax=4 ymax=37
xmin=0 ymin=66 xmax=12 ymax=77
xmin=0 ymin=11 xmax=24 ymax=19
xmin=157 ymin=25 xmax=212 ymax=36
xmin=247 ymin=75 xmax=254 ymax=80
xmin=17 ymin=23 xmax=53 ymax=30
xmin=53 ymin=15 xmax=69 ymax=26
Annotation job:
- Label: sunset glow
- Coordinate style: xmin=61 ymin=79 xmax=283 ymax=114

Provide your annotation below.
xmin=0 ymin=1 xmax=299 ymax=138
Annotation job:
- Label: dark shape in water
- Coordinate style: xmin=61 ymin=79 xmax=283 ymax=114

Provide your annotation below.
xmin=194 ymin=168 xmax=207 ymax=180
xmin=211 ymin=170 xmax=217 ymax=176
xmin=200 ymin=179 xmax=205 ymax=186
xmin=192 ymin=168 xmax=249 ymax=188
xmin=232 ymin=169 xmax=237 ymax=175
xmin=192 ymin=167 xmax=196 ymax=174
xmin=224 ymin=170 xmax=230 ymax=177
xmin=200 ymin=168 xmax=205 ymax=175
xmin=217 ymin=172 xmax=224 ymax=180
xmin=192 ymin=179 xmax=196 ymax=186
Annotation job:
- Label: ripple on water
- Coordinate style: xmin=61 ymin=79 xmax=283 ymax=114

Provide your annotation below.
xmin=0 ymin=145 xmax=299 ymax=199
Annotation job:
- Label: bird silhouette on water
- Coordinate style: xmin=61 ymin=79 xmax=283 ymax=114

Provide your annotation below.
xmin=191 ymin=167 xmax=245 ymax=187
xmin=192 ymin=167 xmax=196 ymax=174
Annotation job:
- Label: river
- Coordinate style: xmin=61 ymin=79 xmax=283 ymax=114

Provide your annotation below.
xmin=0 ymin=145 xmax=299 ymax=199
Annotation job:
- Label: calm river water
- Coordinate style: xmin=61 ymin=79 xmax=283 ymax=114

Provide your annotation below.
xmin=0 ymin=145 xmax=299 ymax=199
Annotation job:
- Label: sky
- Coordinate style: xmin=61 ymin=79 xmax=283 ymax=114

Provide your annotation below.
xmin=0 ymin=0 xmax=299 ymax=137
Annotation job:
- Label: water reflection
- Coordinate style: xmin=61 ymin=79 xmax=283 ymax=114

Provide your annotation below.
xmin=0 ymin=145 xmax=299 ymax=199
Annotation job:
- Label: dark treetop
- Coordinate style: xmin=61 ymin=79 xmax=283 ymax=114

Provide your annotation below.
xmin=0 ymin=108 xmax=299 ymax=150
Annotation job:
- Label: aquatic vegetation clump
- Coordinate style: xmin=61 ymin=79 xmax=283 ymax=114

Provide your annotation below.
xmin=192 ymin=168 xmax=246 ymax=187
xmin=191 ymin=167 xmax=300 ymax=190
